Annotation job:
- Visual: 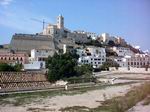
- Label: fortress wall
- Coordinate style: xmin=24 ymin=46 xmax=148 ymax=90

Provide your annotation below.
xmin=10 ymin=34 xmax=55 ymax=54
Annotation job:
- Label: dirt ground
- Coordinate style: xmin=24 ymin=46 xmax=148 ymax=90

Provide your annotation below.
xmin=0 ymin=83 xmax=140 ymax=112
xmin=0 ymin=71 xmax=150 ymax=112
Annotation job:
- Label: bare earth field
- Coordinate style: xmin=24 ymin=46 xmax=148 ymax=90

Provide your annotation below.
xmin=0 ymin=71 xmax=150 ymax=112
xmin=0 ymin=84 xmax=138 ymax=112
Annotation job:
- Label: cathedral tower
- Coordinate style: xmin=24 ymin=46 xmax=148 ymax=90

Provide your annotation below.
xmin=57 ymin=14 xmax=64 ymax=29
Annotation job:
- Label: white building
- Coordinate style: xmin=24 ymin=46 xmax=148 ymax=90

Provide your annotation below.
xmin=74 ymin=30 xmax=98 ymax=40
xmin=24 ymin=61 xmax=45 ymax=70
xmin=112 ymin=47 xmax=134 ymax=67
xmin=114 ymin=57 xmax=127 ymax=67
xmin=30 ymin=49 xmax=54 ymax=61
xmin=112 ymin=47 xmax=134 ymax=57
xmin=100 ymin=33 xmax=116 ymax=43
xmin=78 ymin=47 xmax=106 ymax=68
xmin=24 ymin=49 xmax=54 ymax=70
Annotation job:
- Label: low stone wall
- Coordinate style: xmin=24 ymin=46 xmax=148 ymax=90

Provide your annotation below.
xmin=0 ymin=72 xmax=52 ymax=93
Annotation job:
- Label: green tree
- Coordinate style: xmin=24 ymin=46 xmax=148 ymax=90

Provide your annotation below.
xmin=46 ymin=53 xmax=93 ymax=82
xmin=75 ymin=64 xmax=92 ymax=77
xmin=47 ymin=53 xmax=77 ymax=82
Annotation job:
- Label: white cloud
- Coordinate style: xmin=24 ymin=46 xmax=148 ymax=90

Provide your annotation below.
xmin=0 ymin=0 xmax=13 ymax=6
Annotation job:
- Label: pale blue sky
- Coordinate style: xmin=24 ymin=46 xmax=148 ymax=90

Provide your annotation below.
xmin=0 ymin=0 xmax=150 ymax=50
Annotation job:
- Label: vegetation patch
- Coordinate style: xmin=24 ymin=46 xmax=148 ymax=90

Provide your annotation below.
xmin=0 ymin=63 xmax=22 ymax=72
xmin=60 ymin=106 xmax=90 ymax=112
xmin=46 ymin=53 xmax=93 ymax=82
xmin=27 ymin=107 xmax=56 ymax=111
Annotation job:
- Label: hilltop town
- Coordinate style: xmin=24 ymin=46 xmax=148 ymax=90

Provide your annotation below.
xmin=0 ymin=15 xmax=150 ymax=112
xmin=0 ymin=15 xmax=149 ymax=70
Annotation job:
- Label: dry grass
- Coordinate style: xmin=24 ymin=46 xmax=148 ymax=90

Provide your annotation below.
xmin=142 ymin=96 xmax=150 ymax=105
xmin=102 ymin=82 xmax=150 ymax=112
xmin=60 ymin=82 xmax=150 ymax=112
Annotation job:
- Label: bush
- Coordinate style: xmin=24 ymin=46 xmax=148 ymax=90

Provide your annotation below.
xmin=0 ymin=63 xmax=15 ymax=71
xmin=0 ymin=63 xmax=23 ymax=72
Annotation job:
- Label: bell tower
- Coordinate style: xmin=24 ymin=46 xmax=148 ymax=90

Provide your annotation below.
xmin=57 ymin=14 xmax=64 ymax=29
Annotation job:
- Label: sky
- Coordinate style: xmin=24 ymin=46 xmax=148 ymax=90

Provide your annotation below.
xmin=0 ymin=0 xmax=150 ymax=50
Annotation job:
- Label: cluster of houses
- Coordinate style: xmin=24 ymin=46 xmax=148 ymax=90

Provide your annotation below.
xmin=0 ymin=15 xmax=149 ymax=70
xmin=0 ymin=40 xmax=149 ymax=71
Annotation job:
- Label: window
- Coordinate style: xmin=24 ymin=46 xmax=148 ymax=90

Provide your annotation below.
xmin=134 ymin=62 xmax=136 ymax=65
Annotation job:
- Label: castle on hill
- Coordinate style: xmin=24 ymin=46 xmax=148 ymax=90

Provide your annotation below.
xmin=10 ymin=15 xmax=92 ymax=54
